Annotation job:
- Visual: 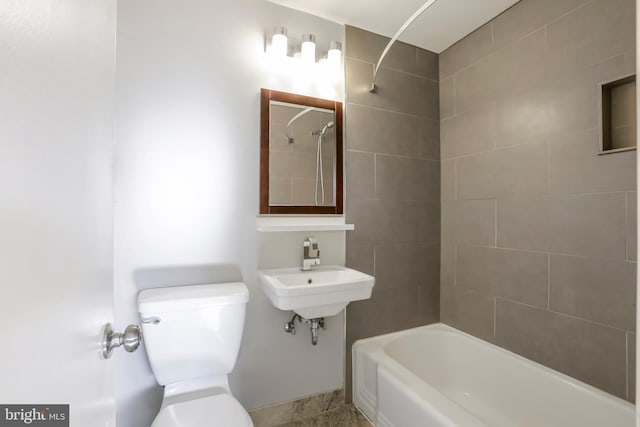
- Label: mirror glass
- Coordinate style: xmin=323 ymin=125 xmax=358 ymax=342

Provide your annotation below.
xmin=260 ymin=89 xmax=343 ymax=214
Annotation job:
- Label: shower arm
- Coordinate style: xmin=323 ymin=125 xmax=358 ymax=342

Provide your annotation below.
xmin=370 ymin=0 xmax=440 ymax=93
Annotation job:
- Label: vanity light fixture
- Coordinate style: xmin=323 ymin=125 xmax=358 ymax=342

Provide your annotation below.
xmin=265 ymin=28 xmax=341 ymax=70
xmin=271 ymin=26 xmax=288 ymax=57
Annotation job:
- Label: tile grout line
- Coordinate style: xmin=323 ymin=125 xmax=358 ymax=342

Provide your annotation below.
xmin=490 ymin=22 xmax=495 ymax=49
xmin=547 ymin=254 xmax=551 ymax=310
xmin=440 ymin=25 xmax=545 ymax=81
xmin=346 ymin=101 xmax=433 ymax=120
xmin=453 ymin=158 xmax=458 ymax=200
xmin=453 ymin=73 xmax=457 ymax=117
xmin=546 ymin=139 xmax=551 ymax=195
xmin=373 ymin=153 xmax=378 ymax=198
xmin=625 ymin=331 xmax=629 ymax=400
xmin=453 ymin=243 xmax=458 ymax=287
xmin=625 ymin=191 xmax=629 ymax=261
xmin=494 ymin=199 xmax=498 ymax=247
xmin=458 ymin=242 xmax=637 ymax=264
xmin=493 ymin=297 xmax=497 ymax=342
xmin=495 ymin=296 xmax=634 ymax=333
xmin=492 ymin=100 xmax=497 ymax=150
xmin=346 ymin=55 xmax=439 ymax=82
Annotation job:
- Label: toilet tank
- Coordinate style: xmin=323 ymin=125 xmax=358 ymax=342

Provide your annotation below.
xmin=138 ymin=282 xmax=249 ymax=386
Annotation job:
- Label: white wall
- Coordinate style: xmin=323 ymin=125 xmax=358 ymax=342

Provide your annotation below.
xmin=0 ymin=1 xmax=117 ymax=425
xmin=114 ymin=1 xmax=345 ymax=425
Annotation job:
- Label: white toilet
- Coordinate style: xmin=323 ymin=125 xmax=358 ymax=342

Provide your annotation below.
xmin=138 ymin=282 xmax=253 ymax=427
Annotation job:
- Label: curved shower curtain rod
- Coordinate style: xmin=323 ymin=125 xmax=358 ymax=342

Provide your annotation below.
xmin=370 ymin=0 xmax=440 ymax=93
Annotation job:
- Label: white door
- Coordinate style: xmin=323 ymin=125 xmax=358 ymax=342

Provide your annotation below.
xmin=0 ymin=1 xmax=117 ymax=426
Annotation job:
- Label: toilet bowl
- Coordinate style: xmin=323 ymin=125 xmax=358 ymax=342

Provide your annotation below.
xmin=138 ymin=282 xmax=253 ymax=427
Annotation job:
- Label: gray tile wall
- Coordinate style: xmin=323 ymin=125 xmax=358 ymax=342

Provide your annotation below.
xmin=344 ymin=26 xmax=441 ymax=400
xmin=440 ymin=0 xmax=636 ymax=401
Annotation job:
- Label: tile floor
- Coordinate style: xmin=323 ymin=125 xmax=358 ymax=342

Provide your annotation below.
xmin=274 ymin=404 xmax=372 ymax=427
xmin=249 ymin=389 xmax=373 ymax=427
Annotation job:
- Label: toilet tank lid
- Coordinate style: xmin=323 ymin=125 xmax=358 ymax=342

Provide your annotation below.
xmin=138 ymin=282 xmax=249 ymax=313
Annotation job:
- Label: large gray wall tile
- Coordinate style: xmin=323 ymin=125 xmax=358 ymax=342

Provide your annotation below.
xmin=442 ymin=199 xmax=496 ymax=247
xmin=550 ymin=255 xmax=636 ymax=330
xmin=547 ymin=0 xmax=635 ymax=74
xmin=375 ymin=243 xmax=439 ymax=292
xmin=376 ymin=155 xmax=439 ymax=201
xmin=441 ymin=103 xmax=495 ymax=158
xmin=345 ymin=244 xmax=374 ymax=276
xmin=496 ymin=299 xmax=628 ymax=399
xmin=347 ymin=198 xmax=420 ymax=247
xmin=345 ymin=57 xmax=375 ymax=102
xmin=345 ymin=25 xmax=420 ymax=75
xmin=549 ymin=128 xmax=636 ymax=194
xmin=498 ymin=193 xmax=627 ymax=259
xmin=439 ymin=23 xmax=493 ymax=79
xmin=547 ymin=193 xmax=627 ymax=259
xmin=346 ymin=104 xmax=421 ymax=157
xmin=497 ymin=197 xmax=550 ymax=251
xmin=345 ymin=151 xmax=375 ymax=201
xmin=494 ymin=88 xmax=552 ymax=147
xmin=547 ymin=56 xmax=627 ymax=135
xmin=347 ymin=287 xmax=422 ymax=339
xmin=492 ymin=0 xmax=591 ymax=49
xmin=347 ymin=57 xmax=438 ymax=117
xmin=457 ymin=245 xmax=548 ymax=307
xmin=441 ymin=285 xmax=495 ymax=342
xmin=455 ymin=28 xmax=546 ymax=113
xmin=457 ymin=141 xmax=548 ymax=200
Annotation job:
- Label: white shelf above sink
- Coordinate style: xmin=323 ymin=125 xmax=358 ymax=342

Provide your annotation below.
xmin=257 ymin=224 xmax=355 ymax=232
xmin=256 ymin=216 xmax=355 ymax=232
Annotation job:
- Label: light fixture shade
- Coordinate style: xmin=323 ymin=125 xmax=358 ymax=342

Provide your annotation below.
xmin=272 ymin=26 xmax=288 ymax=57
xmin=301 ymin=33 xmax=316 ymax=64
xmin=328 ymin=41 xmax=342 ymax=69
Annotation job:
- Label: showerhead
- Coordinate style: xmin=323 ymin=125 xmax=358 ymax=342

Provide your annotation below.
xmin=312 ymin=121 xmax=335 ymax=136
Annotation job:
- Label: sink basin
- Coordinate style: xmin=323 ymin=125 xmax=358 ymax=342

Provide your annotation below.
xmin=258 ymin=265 xmax=375 ymax=319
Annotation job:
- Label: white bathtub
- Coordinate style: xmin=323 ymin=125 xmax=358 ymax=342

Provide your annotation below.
xmin=353 ymin=323 xmax=635 ymax=427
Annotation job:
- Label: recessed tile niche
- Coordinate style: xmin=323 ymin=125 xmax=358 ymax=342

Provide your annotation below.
xmin=600 ymin=74 xmax=637 ymax=154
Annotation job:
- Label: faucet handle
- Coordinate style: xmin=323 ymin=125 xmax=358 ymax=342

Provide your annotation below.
xmin=303 ymin=237 xmax=320 ymax=258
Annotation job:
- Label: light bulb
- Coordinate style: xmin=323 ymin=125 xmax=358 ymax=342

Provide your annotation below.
xmin=271 ymin=27 xmax=288 ymax=57
xmin=328 ymin=41 xmax=342 ymax=69
xmin=301 ymin=34 xmax=316 ymax=64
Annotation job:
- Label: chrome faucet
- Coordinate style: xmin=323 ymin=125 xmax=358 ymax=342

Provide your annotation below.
xmin=302 ymin=237 xmax=321 ymax=271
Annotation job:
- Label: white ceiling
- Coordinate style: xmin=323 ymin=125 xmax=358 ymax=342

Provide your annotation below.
xmin=267 ymin=0 xmax=521 ymax=53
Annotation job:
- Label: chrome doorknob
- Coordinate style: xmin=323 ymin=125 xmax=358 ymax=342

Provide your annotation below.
xmin=101 ymin=323 xmax=142 ymax=359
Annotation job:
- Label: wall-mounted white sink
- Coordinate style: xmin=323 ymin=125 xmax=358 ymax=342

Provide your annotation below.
xmin=258 ymin=266 xmax=375 ymax=319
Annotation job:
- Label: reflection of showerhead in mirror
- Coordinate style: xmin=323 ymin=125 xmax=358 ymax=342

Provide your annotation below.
xmin=312 ymin=121 xmax=335 ymax=137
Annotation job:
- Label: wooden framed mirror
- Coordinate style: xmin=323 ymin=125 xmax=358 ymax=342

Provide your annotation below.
xmin=260 ymin=89 xmax=343 ymax=214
